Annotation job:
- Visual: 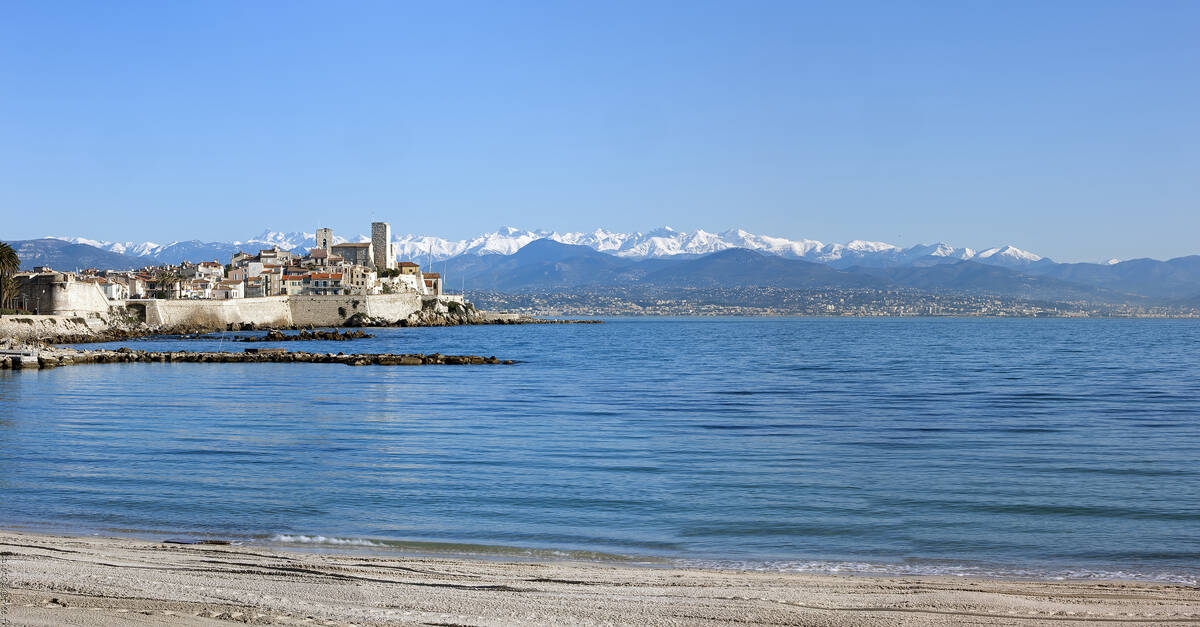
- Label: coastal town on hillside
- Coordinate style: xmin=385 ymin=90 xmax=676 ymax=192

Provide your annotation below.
xmin=4 ymin=219 xmax=1200 ymax=320
xmin=7 ymin=221 xmax=446 ymax=313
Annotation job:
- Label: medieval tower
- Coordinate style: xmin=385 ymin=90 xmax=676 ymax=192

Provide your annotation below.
xmin=315 ymin=227 xmax=333 ymax=252
xmin=371 ymin=222 xmax=396 ymax=270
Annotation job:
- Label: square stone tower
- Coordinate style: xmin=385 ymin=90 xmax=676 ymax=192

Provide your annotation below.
xmin=315 ymin=227 xmax=333 ymax=252
xmin=371 ymin=222 xmax=395 ymax=270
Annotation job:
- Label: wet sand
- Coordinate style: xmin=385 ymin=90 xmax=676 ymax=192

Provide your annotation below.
xmin=2 ymin=530 xmax=1198 ymax=626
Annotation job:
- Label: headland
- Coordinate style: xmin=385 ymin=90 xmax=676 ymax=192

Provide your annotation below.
xmin=1 ymin=219 xmax=600 ymax=345
xmin=0 ymin=297 xmax=598 ymax=345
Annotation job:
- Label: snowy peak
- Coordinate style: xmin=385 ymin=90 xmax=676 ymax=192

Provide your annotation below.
xmin=52 ymin=237 xmax=163 ymax=257
xmin=49 ymin=228 xmax=1051 ymax=270
xmin=977 ymin=245 xmax=1044 ymax=266
xmin=238 ymin=230 xmax=313 ymax=250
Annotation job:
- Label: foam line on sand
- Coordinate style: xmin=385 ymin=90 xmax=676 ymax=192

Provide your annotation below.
xmin=2 ymin=531 xmax=1199 ymax=626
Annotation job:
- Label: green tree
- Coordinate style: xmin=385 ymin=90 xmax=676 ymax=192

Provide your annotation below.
xmin=154 ymin=271 xmax=180 ymax=299
xmin=0 ymin=242 xmax=20 ymax=309
xmin=0 ymin=275 xmax=18 ymax=311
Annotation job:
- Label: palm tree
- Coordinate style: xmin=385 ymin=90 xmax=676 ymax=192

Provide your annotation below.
xmin=154 ymin=271 xmax=180 ymax=299
xmin=0 ymin=242 xmax=19 ymax=310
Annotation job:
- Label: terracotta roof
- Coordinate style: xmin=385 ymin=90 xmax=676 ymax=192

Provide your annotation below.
xmin=398 ymin=262 xmax=419 ymax=267
xmin=423 ymin=273 xmax=441 ymax=278
xmin=310 ymin=273 xmax=343 ymax=280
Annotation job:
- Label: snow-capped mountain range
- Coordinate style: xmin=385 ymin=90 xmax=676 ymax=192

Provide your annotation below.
xmin=51 ymin=227 xmax=1047 ymax=269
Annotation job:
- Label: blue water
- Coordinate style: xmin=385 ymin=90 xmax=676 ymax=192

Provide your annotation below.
xmin=2 ymin=318 xmax=1199 ymax=583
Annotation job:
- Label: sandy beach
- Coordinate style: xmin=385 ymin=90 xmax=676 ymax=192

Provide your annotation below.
xmin=1 ymin=531 xmax=1197 ymax=626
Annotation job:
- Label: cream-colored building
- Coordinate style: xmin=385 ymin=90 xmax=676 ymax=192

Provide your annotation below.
xmin=342 ymin=265 xmax=379 ymax=295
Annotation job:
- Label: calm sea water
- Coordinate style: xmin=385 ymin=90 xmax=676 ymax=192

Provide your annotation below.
xmin=2 ymin=318 xmax=1198 ymax=584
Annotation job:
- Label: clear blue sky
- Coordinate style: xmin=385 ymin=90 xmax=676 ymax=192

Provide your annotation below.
xmin=1 ymin=1 xmax=1197 ymax=262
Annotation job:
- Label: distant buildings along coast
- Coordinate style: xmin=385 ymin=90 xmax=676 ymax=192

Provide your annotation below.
xmin=8 ymin=221 xmax=446 ymax=316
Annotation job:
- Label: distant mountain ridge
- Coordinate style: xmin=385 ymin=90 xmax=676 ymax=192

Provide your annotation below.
xmin=50 ymin=226 xmax=1047 ymax=268
xmin=438 ymin=242 xmax=1146 ymax=303
xmin=11 ymin=226 xmax=1200 ymax=305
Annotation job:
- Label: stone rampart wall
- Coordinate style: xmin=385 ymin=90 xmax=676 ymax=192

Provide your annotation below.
xmin=129 ymin=293 xmax=426 ymax=329
xmin=0 ymin=313 xmax=109 ymax=342
xmin=62 ymin=281 xmax=115 ymax=315
xmin=365 ymin=292 xmax=423 ymax=322
xmin=287 ymin=296 xmax=363 ymax=327
xmin=133 ymin=297 xmax=291 ymax=328
xmin=15 ymin=276 xmax=116 ymax=316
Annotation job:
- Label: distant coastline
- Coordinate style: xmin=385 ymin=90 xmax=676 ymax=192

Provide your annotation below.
xmin=469 ymin=287 xmax=1200 ymax=319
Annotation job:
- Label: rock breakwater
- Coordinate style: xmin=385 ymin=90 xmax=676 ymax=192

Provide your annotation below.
xmin=0 ymin=345 xmax=515 ymax=370
xmin=233 ymin=329 xmax=374 ymax=342
xmin=2 ymin=308 xmax=600 ymax=345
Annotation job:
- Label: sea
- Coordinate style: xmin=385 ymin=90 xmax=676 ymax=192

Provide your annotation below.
xmin=1 ymin=317 xmax=1198 ymax=585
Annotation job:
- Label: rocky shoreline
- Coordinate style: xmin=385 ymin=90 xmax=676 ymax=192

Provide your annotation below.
xmin=0 ymin=344 xmax=516 ymax=370
xmin=231 ymin=329 xmax=374 ymax=342
xmin=0 ymin=310 xmax=602 ymax=345
xmin=345 ymin=310 xmax=603 ymax=328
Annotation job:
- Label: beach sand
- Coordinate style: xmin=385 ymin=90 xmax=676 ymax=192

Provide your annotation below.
xmin=2 ymin=531 xmax=1198 ymax=626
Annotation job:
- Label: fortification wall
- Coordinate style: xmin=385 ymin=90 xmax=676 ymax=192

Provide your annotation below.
xmin=0 ymin=313 xmax=110 ymax=342
xmin=134 ymin=297 xmax=292 ymax=328
xmin=128 ymin=293 xmax=426 ymax=329
xmin=15 ymin=275 xmax=115 ymax=316
xmin=365 ymin=293 xmax=423 ymax=322
xmin=60 ymin=282 xmax=114 ymax=315
xmin=287 ymin=295 xmax=364 ymax=327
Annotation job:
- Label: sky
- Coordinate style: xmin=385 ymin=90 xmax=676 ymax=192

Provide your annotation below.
xmin=1 ymin=1 xmax=1197 ymax=262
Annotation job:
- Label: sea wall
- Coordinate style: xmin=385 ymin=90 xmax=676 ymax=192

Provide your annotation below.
xmin=131 ymin=297 xmax=291 ymax=328
xmin=14 ymin=275 xmax=118 ymax=316
xmin=365 ymin=293 xmax=424 ymax=322
xmin=128 ymin=293 xmax=426 ymax=329
xmin=0 ymin=313 xmax=112 ymax=342
xmin=286 ymin=295 xmax=382 ymax=327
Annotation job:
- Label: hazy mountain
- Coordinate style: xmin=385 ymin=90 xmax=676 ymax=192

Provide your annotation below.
xmin=3 ymin=238 xmax=145 ymax=271
xmin=29 ymin=226 xmax=1200 ymax=304
xmin=49 ymin=229 xmax=365 ymax=265
xmin=389 ymin=226 xmax=1039 ymax=269
xmin=642 ymin=249 xmax=887 ymax=289
xmin=443 ymin=240 xmax=651 ymax=291
xmin=1025 ymin=256 xmax=1200 ymax=300
xmin=856 ymin=262 xmax=1137 ymax=303
xmin=439 ymin=242 xmax=1117 ymax=300
xmin=50 ymin=226 xmax=1047 ymax=270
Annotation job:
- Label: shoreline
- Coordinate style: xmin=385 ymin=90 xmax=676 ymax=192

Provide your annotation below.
xmin=6 ymin=522 xmax=1198 ymax=587
xmin=0 ymin=345 xmax=517 ymax=370
xmin=3 ymin=531 xmax=1198 ymax=626
xmin=0 ymin=311 xmax=603 ymax=346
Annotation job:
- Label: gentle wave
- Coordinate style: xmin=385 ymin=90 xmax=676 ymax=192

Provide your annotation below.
xmin=263 ymin=533 xmax=666 ymax=563
xmin=9 ymin=319 xmax=1200 ymax=587
xmin=676 ymin=559 xmax=1200 ymax=586
xmin=269 ymin=534 xmax=1200 ymax=586
xmin=269 ymin=534 xmax=388 ymax=547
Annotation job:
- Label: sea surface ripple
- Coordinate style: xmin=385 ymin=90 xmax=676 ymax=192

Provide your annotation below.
xmin=1 ymin=317 xmax=1198 ymax=584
